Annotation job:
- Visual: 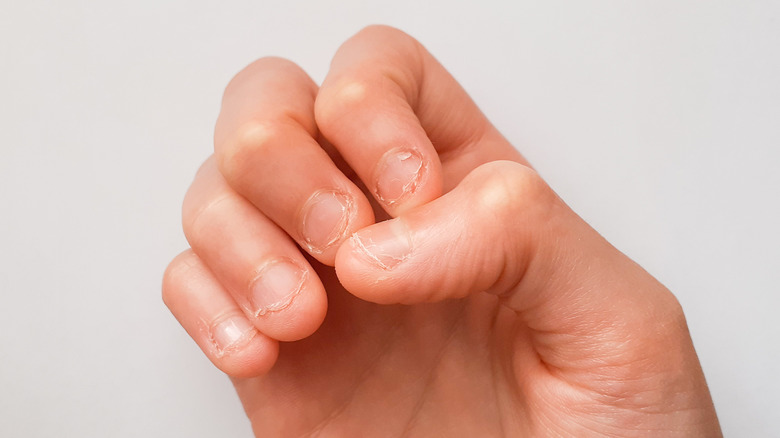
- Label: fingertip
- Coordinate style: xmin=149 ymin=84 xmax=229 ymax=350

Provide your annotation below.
xmin=198 ymin=311 xmax=281 ymax=378
xmin=297 ymin=184 xmax=376 ymax=266
xmin=180 ymin=157 xmax=332 ymax=343
xmin=334 ymin=220 xmax=417 ymax=305
xmin=249 ymin=259 xmax=328 ymax=342
xmin=213 ymin=333 xmax=279 ymax=379
xmin=333 ymin=162 xmax=542 ymax=306
xmin=372 ymin=146 xmax=443 ymax=216
xmin=315 ymin=37 xmax=444 ymax=218
xmin=334 ymin=235 xmax=383 ymax=303
xmin=163 ymin=250 xmax=281 ymax=378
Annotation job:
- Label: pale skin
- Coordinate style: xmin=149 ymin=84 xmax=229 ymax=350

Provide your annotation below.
xmin=162 ymin=26 xmax=722 ymax=437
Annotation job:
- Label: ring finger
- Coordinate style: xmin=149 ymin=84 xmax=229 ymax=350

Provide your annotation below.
xmin=182 ymin=157 xmax=327 ymax=342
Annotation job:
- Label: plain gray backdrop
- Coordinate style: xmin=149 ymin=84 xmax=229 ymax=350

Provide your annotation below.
xmin=1 ymin=1 xmax=778 ymax=436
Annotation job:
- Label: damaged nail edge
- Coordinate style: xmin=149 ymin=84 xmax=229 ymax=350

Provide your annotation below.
xmin=200 ymin=317 xmax=259 ymax=359
xmin=251 ymin=266 xmax=308 ymax=317
xmin=351 ymin=232 xmax=410 ymax=271
xmin=301 ymin=189 xmax=357 ymax=254
xmin=375 ymin=148 xmax=427 ymax=206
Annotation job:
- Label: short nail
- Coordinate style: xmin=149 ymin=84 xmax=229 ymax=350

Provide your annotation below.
xmin=249 ymin=259 xmax=306 ymax=316
xmin=375 ymin=148 xmax=424 ymax=205
xmin=209 ymin=315 xmax=256 ymax=357
xmin=351 ymin=220 xmax=412 ymax=270
xmin=301 ymin=190 xmax=353 ymax=253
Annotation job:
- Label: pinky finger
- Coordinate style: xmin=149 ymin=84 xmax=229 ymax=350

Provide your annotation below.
xmin=163 ymin=249 xmax=279 ymax=378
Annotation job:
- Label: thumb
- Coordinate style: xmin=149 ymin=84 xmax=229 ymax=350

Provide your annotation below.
xmin=336 ymin=160 xmax=719 ymax=432
xmin=335 ymin=160 xmax=689 ymax=372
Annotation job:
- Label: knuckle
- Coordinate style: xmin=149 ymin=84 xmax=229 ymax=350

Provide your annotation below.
xmin=472 ymin=161 xmax=554 ymax=218
xmin=317 ymin=27 xmax=427 ymax=133
xmin=224 ymin=56 xmax=301 ymax=97
xmin=216 ymin=119 xmax=280 ymax=183
xmin=314 ymin=78 xmax=371 ymax=128
xmin=354 ymin=25 xmax=418 ymax=48
xmin=181 ymin=159 xmax=234 ymax=247
xmin=182 ymin=192 xmax=233 ymax=249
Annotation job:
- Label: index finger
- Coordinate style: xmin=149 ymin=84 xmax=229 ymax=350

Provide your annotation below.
xmin=315 ymin=25 xmax=528 ymax=216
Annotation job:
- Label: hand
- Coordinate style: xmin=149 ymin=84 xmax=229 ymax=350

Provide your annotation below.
xmin=163 ymin=25 xmax=721 ymax=436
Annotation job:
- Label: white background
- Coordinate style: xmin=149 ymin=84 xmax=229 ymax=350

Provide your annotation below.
xmin=1 ymin=1 xmax=778 ymax=436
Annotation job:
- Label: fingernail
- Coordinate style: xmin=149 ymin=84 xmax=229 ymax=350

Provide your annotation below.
xmin=209 ymin=315 xmax=256 ymax=357
xmin=375 ymin=148 xmax=425 ymax=206
xmin=351 ymin=220 xmax=412 ymax=270
xmin=249 ymin=259 xmax=306 ymax=316
xmin=301 ymin=190 xmax=354 ymax=253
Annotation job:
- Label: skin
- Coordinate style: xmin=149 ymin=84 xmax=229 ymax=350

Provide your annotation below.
xmin=162 ymin=25 xmax=722 ymax=437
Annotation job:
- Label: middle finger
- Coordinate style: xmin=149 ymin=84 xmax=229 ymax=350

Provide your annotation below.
xmin=214 ymin=57 xmax=375 ymax=265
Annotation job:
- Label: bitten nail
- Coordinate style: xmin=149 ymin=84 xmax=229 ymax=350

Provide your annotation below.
xmin=351 ymin=220 xmax=413 ymax=270
xmin=375 ymin=148 xmax=425 ymax=206
xmin=249 ymin=259 xmax=306 ymax=316
xmin=301 ymin=190 xmax=353 ymax=253
xmin=209 ymin=315 xmax=256 ymax=357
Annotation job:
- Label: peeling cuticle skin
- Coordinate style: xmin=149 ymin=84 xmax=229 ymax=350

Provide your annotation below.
xmin=375 ymin=148 xmax=426 ymax=206
xmin=252 ymin=276 xmax=303 ymax=317
xmin=350 ymin=220 xmax=413 ymax=270
xmin=200 ymin=316 xmax=257 ymax=359
xmin=301 ymin=189 xmax=356 ymax=254
xmin=248 ymin=258 xmax=308 ymax=317
xmin=352 ymin=234 xmax=407 ymax=270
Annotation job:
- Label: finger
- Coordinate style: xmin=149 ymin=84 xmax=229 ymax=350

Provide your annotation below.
xmin=335 ymin=161 xmax=689 ymax=378
xmin=214 ymin=57 xmax=374 ymax=264
xmin=183 ymin=157 xmax=327 ymax=342
xmin=315 ymin=25 xmax=527 ymax=216
xmin=163 ymin=250 xmax=279 ymax=378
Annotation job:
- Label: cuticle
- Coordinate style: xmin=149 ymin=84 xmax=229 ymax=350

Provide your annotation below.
xmin=374 ymin=147 xmax=426 ymax=205
xmin=300 ymin=189 xmax=355 ymax=253
xmin=350 ymin=219 xmax=413 ymax=270
xmin=247 ymin=257 xmax=307 ymax=317
xmin=201 ymin=315 xmax=257 ymax=358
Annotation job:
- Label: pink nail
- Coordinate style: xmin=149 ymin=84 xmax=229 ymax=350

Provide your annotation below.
xmin=301 ymin=190 xmax=354 ymax=253
xmin=375 ymin=148 xmax=425 ymax=206
xmin=209 ymin=315 xmax=256 ymax=357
